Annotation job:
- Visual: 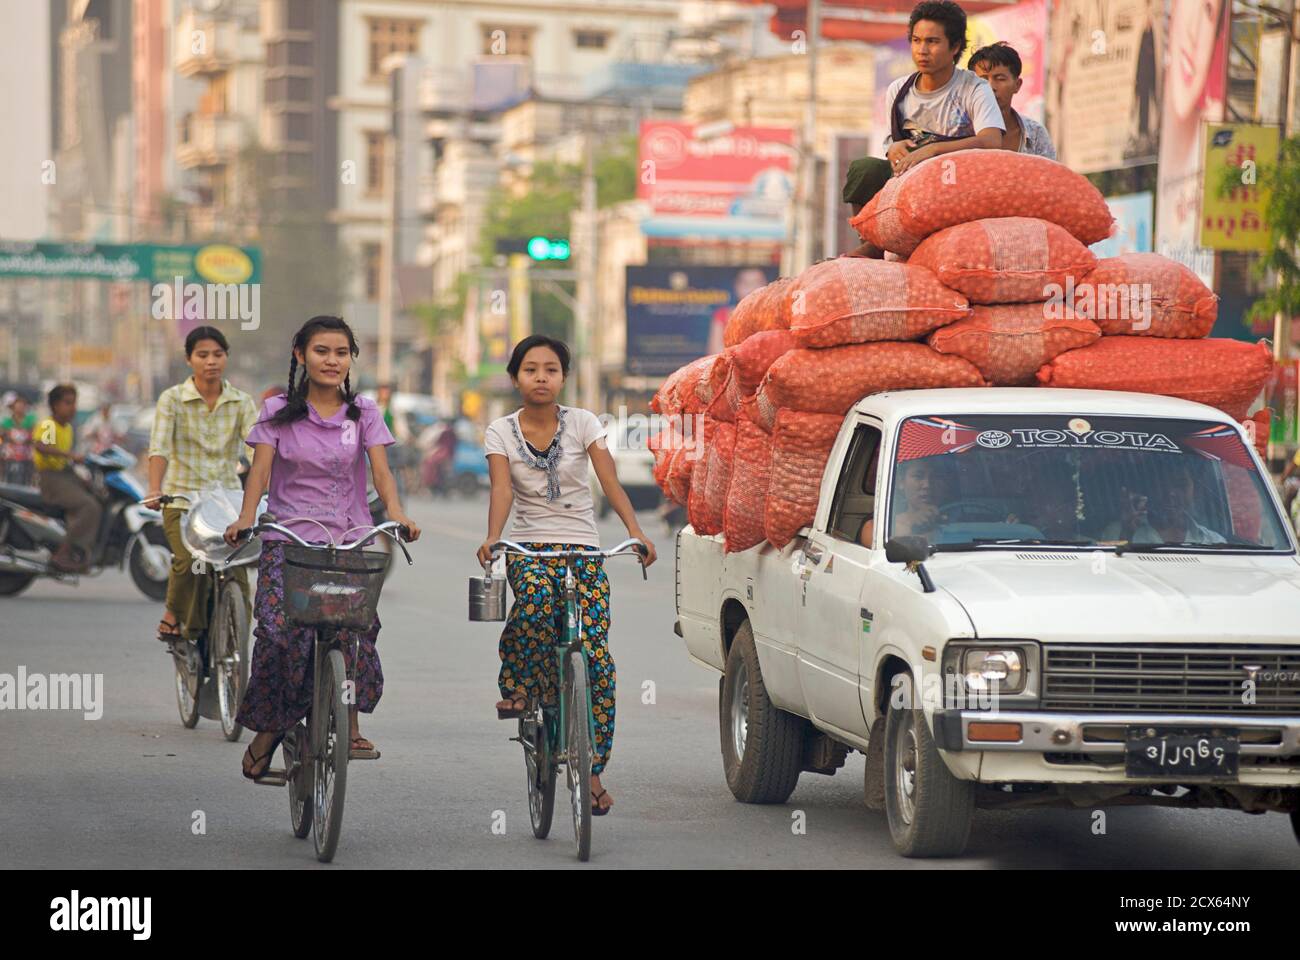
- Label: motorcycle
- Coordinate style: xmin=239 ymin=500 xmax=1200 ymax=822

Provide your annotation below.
xmin=0 ymin=445 xmax=170 ymax=599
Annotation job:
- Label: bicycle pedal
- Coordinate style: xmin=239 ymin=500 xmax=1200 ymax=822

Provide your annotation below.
xmin=254 ymin=770 xmax=288 ymax=786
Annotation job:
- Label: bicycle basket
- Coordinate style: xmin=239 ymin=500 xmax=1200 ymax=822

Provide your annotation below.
xmin=281 ymin=545 xmax=388 ymax=628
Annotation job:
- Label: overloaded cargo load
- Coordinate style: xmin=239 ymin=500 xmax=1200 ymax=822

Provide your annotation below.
xmin=850 ymin=152 xmax=1116 ymax=256
xmin=648 ymin=149 xmax=1268 ymax=553
xmin=1036 ymin=337 xmax=1274 ymax=420
xmin=929 ymin=303 xmax=1101 ymax=386
xmin=907 ymin=217 xmax=1098 ymax=305
xmin=783 ymin=258 xmax=969 ymax=348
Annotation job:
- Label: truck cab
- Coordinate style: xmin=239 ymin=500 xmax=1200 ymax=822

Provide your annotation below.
xmin=675 ymin=388 xmax=1300 ymax=857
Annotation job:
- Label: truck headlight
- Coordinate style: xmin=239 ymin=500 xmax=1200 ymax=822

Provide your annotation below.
xmin=962 ymin=648 xmax=1026 ymax=695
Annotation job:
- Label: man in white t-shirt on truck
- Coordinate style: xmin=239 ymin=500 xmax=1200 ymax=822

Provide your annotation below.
xmin=885 ymin=1 xmax=1006 ymax=177
xmin=842 ymin=1 xmax=1005 ymax=257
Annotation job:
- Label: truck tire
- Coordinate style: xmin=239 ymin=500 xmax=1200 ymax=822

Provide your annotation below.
xmin=719 ymin=620 xmax=804 ymax=803
xmin=883 ymin=672 xmax=974 ymax=858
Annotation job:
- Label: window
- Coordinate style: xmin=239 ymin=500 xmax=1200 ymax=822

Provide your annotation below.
xmin=285 ymin=113 xmax=310 ymax=143
xmin=367 ymin=17 xmax=421 ymax=78
xmin=481 ymin=24 xmax=536 ymax=57
xmin=885 ymin=414 xmax=1291 ymax=550
xmin=573 ymin=29 xmax=609 ymax=50
xmin=362 ymin=243 xmax=382 ymax=300
xmin=365 ymin=131 xmax=386 ymax=195
xmin=286 ymin=0 xmax=313 ymax=31
xmin=827 ymin=423 xmax=882 ymax=544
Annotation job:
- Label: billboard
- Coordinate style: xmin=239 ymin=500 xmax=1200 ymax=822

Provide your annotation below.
xmin=961 ymin=0 xmax=1048 ymax=124
xmin=625 ymin=265 xmax=776 ymax=376
xmin=1200 ymin=123 xmax=1280 ymax=252
xmin=637 ymin=121 xmax=796 ymax=241
xmin=1155 ymin=0 xmax=1229 ymax=288
xmin=1090 ymin=192 xmax=1154 ymax=259
xmin=1046 ymin=0 xmax=1163 ymax=175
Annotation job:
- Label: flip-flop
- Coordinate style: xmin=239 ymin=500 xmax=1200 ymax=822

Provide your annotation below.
xmin=242 ymin=733 xmax=286 ymax=781
xmin=591 ymin=788 xmax=612 ymax=817
xmin=156 ymin=619 xmax=183 ymax=643
xmin=349 ymin=736 xmax=380 ymax=760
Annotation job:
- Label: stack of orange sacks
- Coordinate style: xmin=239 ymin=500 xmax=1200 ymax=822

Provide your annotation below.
xmin=650 ymin=151 xmax=1271 ymax=554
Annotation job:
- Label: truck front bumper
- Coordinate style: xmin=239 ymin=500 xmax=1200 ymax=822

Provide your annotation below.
xmin=931 ymin=709 xmax=1300 ymax=786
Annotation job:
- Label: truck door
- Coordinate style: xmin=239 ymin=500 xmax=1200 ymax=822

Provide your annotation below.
xmin=793 ymin=419 xmax=882 ymax=739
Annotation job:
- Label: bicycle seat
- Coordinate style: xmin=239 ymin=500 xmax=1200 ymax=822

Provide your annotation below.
xmin=0 ymin=482 xmax=64 ymax=518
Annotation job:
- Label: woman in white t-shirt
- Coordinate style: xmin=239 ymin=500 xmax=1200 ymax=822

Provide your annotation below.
xmin=477 ymin=335 xmax=657 ymax=816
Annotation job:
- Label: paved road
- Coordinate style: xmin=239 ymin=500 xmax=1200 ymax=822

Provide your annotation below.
xmin=2 ymin=493 xmax=1297 ymax=868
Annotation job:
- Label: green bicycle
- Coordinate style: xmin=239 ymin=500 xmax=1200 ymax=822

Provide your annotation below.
xmin=486 ymin=538 xmax=647 ymax=862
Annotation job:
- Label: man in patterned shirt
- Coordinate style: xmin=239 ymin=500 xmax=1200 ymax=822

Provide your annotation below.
xmin=145 ymin=326 xmax=258 ymax=645
xmin=968 ymin=42 xmax=1057 ymax=160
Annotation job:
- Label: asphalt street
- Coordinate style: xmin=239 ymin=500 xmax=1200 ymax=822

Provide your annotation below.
xmin=2 ymin=493 xmax=1297 ymax=869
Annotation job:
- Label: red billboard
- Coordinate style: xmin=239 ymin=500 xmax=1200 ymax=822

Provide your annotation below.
xmin=637 ymin=120 xmax=796 ymax=241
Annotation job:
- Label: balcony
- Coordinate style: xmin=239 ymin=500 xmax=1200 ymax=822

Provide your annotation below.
xmin=174 ymin=10 xmax=239 ymax=77
xmin=177 ymin=113 xmax=245 ymax=169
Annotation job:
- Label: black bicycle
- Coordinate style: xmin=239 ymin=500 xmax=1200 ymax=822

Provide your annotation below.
xmin=230 ymin=517 xmax=411 ymax=862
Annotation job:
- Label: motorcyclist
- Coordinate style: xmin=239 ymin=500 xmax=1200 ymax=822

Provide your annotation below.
xmin=33 ymin=384 xmax=102 ymax=573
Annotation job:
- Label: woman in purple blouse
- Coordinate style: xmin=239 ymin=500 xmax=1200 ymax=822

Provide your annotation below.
xmin=224 ymin=316 xmax=421 ymax=781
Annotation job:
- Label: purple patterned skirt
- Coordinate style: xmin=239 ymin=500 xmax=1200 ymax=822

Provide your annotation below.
xmin=235 ymin=541 xmax=384 ymax=733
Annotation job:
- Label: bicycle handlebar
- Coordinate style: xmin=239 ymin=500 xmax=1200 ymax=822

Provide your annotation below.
xmin=488 ymin=537 xmax=648 ymax=580
xmin=228 ymin=518 xmax=413 ymax=566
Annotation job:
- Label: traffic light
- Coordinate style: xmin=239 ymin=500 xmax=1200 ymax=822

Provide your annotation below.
xmin=495 ymin=236 xmax=570 ymax=261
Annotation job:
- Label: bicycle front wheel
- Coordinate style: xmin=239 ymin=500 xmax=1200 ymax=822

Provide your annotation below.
xmin=565 ymin=650 xmax=593 ymax=862
xmin=312 ymin=647 xmax=349 ymax=863
xmin=214 ymin=581 xmax=250 ymax=742
xmin=172 ymin=640 xmax=201 ymax=729
xmin=522 ymin=708 xmax=555 ymax=839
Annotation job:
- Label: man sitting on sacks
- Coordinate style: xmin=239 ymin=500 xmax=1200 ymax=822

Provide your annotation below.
xmin=843 ymin=1 xmax=1006 ymax=258
xmin=968 ymin=42 xmax=1057 ymax=159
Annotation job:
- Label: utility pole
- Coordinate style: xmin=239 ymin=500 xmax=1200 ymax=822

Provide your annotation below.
xmin=576 ymin=126 xmax=599 ymax=412
xmin=378 ymin=130 xmax=397 ymax=387
xmin=797 ymin=0 xmax=822 ymax=272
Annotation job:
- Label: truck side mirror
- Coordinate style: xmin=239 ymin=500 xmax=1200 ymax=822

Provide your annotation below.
xmin=885 ymin=536 xmax=932 ymax=565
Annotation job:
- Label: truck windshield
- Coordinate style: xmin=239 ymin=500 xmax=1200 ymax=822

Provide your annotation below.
xmin=888 ymin=415 xmax=1292 ymax=552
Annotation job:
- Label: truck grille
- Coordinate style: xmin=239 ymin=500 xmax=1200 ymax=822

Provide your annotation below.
xmin=1040 ymin=645 xmax=1300 ymax=715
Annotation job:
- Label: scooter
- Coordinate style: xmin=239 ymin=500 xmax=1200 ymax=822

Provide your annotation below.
xmin=0 ymin=445 xmax=170 ymax=599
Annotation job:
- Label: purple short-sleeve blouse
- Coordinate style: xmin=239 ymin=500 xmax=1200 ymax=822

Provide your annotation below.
xmin=246 ymin=393 xmax=394 ymax=543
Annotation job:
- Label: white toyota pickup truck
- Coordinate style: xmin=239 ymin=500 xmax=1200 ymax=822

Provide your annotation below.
xmin=675 ymin=388 xmax=1300 ymax=857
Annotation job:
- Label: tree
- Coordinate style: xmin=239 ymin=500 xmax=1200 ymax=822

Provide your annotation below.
xmin=476 ymin=134 xmax=640 ymax=343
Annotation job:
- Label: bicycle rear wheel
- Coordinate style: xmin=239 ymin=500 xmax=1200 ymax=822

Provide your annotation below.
xmin=311 ymin=647 xmax=349 ymax=863
xmin=285 ymin=723 xmax=313 ymax=839
xmin=565 ymin=650 xmax=593 ymax=862
xmin=214 ymin=581 xmax=250 ymax=742
xmin=522 ymin=707 xmax=555 ymax=839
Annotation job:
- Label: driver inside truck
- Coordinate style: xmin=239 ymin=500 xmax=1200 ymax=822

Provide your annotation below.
xmin=860 ymin=456 xmax=947 ymax=546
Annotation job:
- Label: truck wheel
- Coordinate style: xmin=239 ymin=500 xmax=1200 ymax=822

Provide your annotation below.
xmin=883 ymin=672 xmax=973 ymax=858
xmin=719 ymin=620 xmax=804 ymax=803
xmin=0 ymin=572 xmax=36 ymax=596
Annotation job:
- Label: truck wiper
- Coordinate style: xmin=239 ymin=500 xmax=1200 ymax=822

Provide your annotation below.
xmin=1114 ymin=540 xmax=1274 ymax=556
xmin=932 ymin=538 xmax=1096 ymax=551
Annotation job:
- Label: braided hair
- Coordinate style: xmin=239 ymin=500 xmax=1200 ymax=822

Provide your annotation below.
xmin=268 ymin=315 xmax=362 ymax=425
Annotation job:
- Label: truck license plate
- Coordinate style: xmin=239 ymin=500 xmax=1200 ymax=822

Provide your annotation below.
xmin=1124 ymin=729 xmax=1239 ymax=780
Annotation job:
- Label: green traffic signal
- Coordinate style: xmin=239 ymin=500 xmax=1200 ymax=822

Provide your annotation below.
xmin=527 ymin=236 xmax=570 ymax=261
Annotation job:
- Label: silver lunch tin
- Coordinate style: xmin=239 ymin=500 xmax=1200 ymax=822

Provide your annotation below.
xmin=469 ymin=569 xmax=507 ymax=622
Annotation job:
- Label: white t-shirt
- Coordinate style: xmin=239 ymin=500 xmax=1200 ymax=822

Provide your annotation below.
xmin=484 ymin=405 xmax=606 ymax=548
xmin=884 ymin=68 xmax=1005 ymax=148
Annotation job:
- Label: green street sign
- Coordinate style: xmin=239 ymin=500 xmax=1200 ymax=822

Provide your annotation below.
xmin=0 ymin=241 xmax=261 ymax=284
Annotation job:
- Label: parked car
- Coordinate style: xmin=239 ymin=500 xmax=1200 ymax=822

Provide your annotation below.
xmin=675 ymin=387 xmax=1300 ymax=857
xmin=589 ymin=421 xmax=660 ymax=517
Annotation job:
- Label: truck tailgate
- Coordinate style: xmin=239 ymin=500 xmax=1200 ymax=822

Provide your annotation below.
xmin=676 ymin=527 xmax=727 ymax=671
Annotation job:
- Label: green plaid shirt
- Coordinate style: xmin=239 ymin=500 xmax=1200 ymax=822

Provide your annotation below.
xmin=149 ymin=378 xmax=258 ymax=496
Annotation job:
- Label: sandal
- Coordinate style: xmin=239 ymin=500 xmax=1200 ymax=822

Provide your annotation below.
xmin=349 ymin=736 xmax=380 ymax=760
xmin=496 ymin=691 xmax=529 ymax=719
xmin=591 ymin=787 xmax=612 ymax=817
xmin=242 ymin=733 xmax=286 ymax=781
xmin=156 ymin=618 xmax=182 ymax=643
